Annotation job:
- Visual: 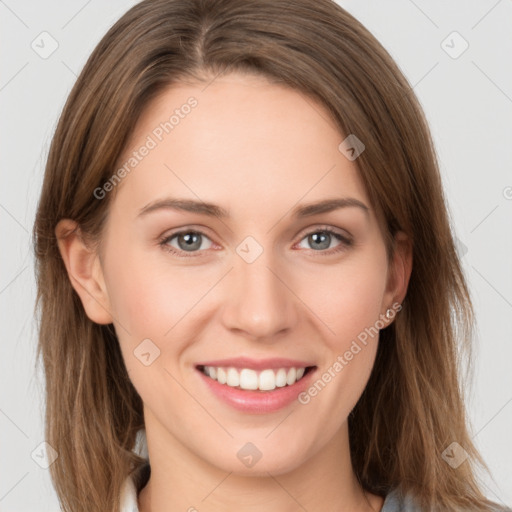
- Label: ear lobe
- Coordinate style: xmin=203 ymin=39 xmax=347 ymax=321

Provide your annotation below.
xmin=55 ymin=219 xmax=113 ymax=325
xmin=384 ymin=231 xmax=413 ymax=309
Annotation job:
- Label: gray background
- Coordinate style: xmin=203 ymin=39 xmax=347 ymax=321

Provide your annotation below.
xmin=1 ymin=1 xmax=511 ymax=510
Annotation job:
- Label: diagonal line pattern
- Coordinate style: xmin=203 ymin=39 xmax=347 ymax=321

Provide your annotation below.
xmin=406 ymin=0 xmax=439 ymax=28
xmin=0 ymin=62 xmax=29 ymax=92
xmin=200 ymin=66 xmax=226 ymax=94
xmin=0 ymin=0 xmax=29 ymax=28
xmin=61 ymin=60 xmax=78 ymax=77
xmin=471 ymin=0 xmax=503 ymax=30
xmin=201 ymin=471 xmax=233 ymax=502
xmin=0 ymin=408 xmax=29 ymax=439
xmin=164 ymin=163 xmax=234 ymax=234
xmin=472 ymin=61 xmax=512 ymax=105
xmin=0 ymin=203 xmax=29 ymax=233
xmin=266 ymin=164 xmax=336 ymax=234
xmin=472 ymin=395 xmax=512 ymax=439
xmin=162 ymin=367 xmax=234 ymax=438
xmin=266 ymin=472 xmax=310 ymax=511
xmin=471 ymin=266 xmax=512 ymax=309
xmin=163 ymin=267 xmax=234 ymax=336
xmin=265 ymin=410 xmax=295 ymax=438
xmin=470 ymin=204 xmax=499 ymax=233
xmin=479 ymin=479 xmax=508 ymax=508
xmin=0 ymin=472 xmax=30 ymax=502
xmin=403 ymin=61 xmax=439 ymax=98
xmin=0 ymin=266 xmax=27 ymax=296
xmin=61 ymin=0 xmax=93 ymax=29
xmin=265 ymin=266 xmax=336 ymax=335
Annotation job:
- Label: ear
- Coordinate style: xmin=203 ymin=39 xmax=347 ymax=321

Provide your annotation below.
xmin=55 ymin=219 xmax=113 ymax=325
xmin=382 ymin=231 xmax=413 ymax=320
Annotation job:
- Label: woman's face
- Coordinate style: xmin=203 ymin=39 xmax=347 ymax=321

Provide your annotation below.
xmin=68 ymin=72 xmax=407 ymax=475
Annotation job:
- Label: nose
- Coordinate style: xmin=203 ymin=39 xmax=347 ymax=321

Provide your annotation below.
xmin=220 ymin=249 xmax=299 ymax=341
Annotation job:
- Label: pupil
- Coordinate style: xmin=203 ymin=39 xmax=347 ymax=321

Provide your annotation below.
xmin=310 ymin=232 xmax=330 ymax=250
xmin=179 ymin=232 xmax=201 ymax=251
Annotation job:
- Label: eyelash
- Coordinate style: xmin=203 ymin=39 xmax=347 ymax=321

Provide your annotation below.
xmin=158 ymin=226 xmax=353 ymax=258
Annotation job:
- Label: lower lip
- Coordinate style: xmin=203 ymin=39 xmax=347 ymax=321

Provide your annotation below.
xmin=196 ymin=367 xmax=317 ymax=414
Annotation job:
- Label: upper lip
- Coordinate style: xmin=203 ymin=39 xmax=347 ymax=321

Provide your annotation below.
xmin=195 ymin=357 xmax=316 ymax=371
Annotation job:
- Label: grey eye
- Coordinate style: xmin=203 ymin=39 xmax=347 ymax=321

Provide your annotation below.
xmin=308 ymin=232 xmax=332 ymax=250
xmin=168 ymin=231 xmax=213 ymax=252
xmin=298 ymin=231 xmax=342 ymax=251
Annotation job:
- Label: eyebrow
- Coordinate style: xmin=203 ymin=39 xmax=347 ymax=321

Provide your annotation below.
xmin=137 ymin=197 xmax=369 ymax=219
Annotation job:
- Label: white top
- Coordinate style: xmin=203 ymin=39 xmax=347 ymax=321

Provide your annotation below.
xmin=120 ymin=428 xmax=150 ymax=512
xmin=120 ymin=473 xmax=141 ymax=512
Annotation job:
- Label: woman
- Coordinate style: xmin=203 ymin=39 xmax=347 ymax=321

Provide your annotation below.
xmin=33 ymin=0 xmax=508 ymax=511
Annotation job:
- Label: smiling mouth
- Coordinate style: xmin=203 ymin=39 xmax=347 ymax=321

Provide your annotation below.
xmin=196 ymin=365 xmax=316 ymax=392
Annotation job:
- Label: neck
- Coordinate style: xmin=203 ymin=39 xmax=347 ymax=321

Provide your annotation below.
xmin=137 ymin=408 xmax=383 ymax=512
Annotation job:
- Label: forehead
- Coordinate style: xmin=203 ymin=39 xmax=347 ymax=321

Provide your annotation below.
xmin=110 ymin=73 xmax=370 ymax=219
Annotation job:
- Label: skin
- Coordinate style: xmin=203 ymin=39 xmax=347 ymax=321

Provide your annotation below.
xmin=56 ymin=72 xmax=412 ymax=512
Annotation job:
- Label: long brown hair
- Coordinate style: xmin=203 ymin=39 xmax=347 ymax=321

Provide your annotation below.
xmin=33 ymin=0 xmax=499 ymax=510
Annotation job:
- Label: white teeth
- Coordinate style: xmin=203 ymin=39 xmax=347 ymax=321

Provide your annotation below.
xmin=258 ymin=369 xmax=276 ymax=391
xmin=201 ymin=365 xmax=309 ymax=391
xmin=217 ymin=367 xmax=227 ymax=384
xmin=286 ymin=367 xmax=297 ymax=385
xmin=226 ymin=368 xmax=240 ymax=387
xmin=239 ymin=369 xmax=258 ymax=390
xmin=275 ymin=368 xmax=287 ymax=387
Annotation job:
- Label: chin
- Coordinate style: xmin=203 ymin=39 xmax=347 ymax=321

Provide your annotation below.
xmin=195 ymin=439 xmax=311 ymax=477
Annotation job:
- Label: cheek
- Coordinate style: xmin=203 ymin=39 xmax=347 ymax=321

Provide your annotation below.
xmin=335 ymin=271 xmax=386 ymax=344
xmin=295 ymin=252 xmax=388 ymax=346
xmin=102 ymin=245 xmax=223 ymax=387
xmin=292 ymin=250 xmax=387 ymax=407
xmin=103 ymin=253 xmax=197 ymax=399
xmin=104 ymin=258 xmax=165 ymax=336
xmin=103 ymin=243 xmax=202 ymax=336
